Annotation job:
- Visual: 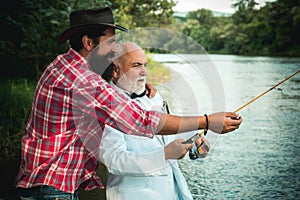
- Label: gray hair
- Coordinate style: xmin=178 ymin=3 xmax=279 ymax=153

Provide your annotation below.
xmin=114 ymin=42 xmax=144 ymax=65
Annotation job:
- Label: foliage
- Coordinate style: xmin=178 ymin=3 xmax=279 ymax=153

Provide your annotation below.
xmin=0 ymin=0 xmax=175 ymax=80
xmin=173 ymin=0 xmax=300 ymax=56
xmin=2 ymin=0 xmax=299 ymax=82
xmin=0 ymin=79 xmax=35 ymax=162
xmin=0 ymin=0 xmax=112 ymax=80
xmin=1 ymin=0 xmax=299 ymax=81
xmin=111 ymin=0 xmax=176 ymax=29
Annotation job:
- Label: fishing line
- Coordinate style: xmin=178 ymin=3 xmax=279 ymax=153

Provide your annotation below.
xmin=233 ymin=69 xmax=300 ymax=113
xmin=208 ymin=69 xmax=299 ymax=137
xmin=186 ymin=69 xmax=300 ymax=159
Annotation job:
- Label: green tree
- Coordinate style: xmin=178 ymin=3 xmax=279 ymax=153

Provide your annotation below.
xmin=207 ymin=16 xmax=232 ymax=52
xmin=0 ymin=0 xmax=112 ymax=80
xmin=186 ymin=8 xmax=214 ymax=25
xmin=262 ymin=0 xmax=300 ymax=55
xmin=0 ymin=0 xmax=175 ymax=80
xmin=111 ymin=0 xmax=176 ymax=29
xmin=232 ymin=0 xmax=258 ymax=24
xmin=181 ymin=9 xmax=215 ymax=51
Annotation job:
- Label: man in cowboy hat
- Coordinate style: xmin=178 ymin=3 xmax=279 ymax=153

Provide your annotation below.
xmin=14 ymin=7 xmax=242 ymax=199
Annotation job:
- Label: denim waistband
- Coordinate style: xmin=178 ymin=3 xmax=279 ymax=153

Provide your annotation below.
xmin=17 ymin=185 xmax=78 ymax=200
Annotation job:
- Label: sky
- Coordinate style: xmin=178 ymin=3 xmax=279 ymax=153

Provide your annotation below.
xmin=173 ymin=0 xmax=274 ymax=13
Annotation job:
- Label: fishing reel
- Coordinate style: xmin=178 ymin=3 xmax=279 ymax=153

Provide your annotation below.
xmin=189 ymin=139 xmax=210 ymax=160
xmin=183 ymin=133 xmax=211 ymax=160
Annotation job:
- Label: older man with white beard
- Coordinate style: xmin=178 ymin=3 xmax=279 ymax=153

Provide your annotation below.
xmin=99 ymin=42 xmax=210 ymax=200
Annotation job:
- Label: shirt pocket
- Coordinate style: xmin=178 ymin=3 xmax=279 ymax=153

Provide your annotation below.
xmin=118 ymin=176 xmax=150 ymax=191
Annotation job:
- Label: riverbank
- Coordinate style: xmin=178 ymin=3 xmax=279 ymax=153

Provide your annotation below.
xmin=146 ymin=53 xmax=173 ymax=84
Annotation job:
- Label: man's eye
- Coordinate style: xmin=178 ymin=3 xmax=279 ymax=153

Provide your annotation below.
xmin=107 ymin=40 xmax=115 ymax=44
xmin=133 ymin=63 xmax=147 ymax=68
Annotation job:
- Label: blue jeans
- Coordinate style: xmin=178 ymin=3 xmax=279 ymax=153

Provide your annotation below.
xmin=17 ymin=185 xmax=79 ymax=200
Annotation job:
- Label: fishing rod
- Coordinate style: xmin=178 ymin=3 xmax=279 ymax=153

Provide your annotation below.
xmin=185 ymin=69 xmax=300 ymax=159
xmin=233 ymin=69 xmax=300 ymax=113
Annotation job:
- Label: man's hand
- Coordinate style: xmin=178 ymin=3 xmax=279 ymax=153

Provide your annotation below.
xmin=145 ymin=82 xmax=157 ymax=98
xmin=194 ymin=137 xmax=210 ymax=158
xmin=208 ymin=112 xmax=242 ymax=134
xmin=164 ymin=139 xmax=193 ymax=159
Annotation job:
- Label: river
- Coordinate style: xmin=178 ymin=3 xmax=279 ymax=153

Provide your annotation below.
xmin=152 ymin=54 xmax=300 ymax=199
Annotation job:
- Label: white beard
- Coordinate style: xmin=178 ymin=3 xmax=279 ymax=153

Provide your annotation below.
xmin=117 ymin=74 xmax=146 ymax=95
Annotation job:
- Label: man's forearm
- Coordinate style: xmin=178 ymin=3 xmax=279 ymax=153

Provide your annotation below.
xmin=156 ymin=113 xmax=206 ymax=135
xmin=157 ymin=112 xmax=242 ymax=135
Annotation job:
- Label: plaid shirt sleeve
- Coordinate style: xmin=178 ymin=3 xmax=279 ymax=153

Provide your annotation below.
xmin=73 ymin=71 xmax=160 ymax=138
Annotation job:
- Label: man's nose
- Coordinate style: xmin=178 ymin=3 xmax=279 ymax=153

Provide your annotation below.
xmin=111 ymin=43 xmax=117 ymax=53
xmin=140 ymin=66 xmax=147 ymax=76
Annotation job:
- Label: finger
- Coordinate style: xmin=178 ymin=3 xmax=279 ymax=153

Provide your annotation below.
xmin=195 ymin=138 xmax=204 ymax=146
xmin=227 ymin=117 xmax=242 ymax=126
xmin=177 ymin=138 xmax=185 ymax=143
xmin=226 ymin=112 xmax=239 ymax=119
xmin=182 ymin=143 xmax=192 ymax=150
xmin=225 ymin=124 xmax=240 ymax=133
xmin=145 ymin=82 xmax=157 ymax=98
xmin=187 ymin=143 xmax=193 ymax=150
xmin=145 ymin=88 xmax=152 ymax=98
xmin=148 ymin=91 xmax=155 ymax=98
xmin=180 ymin=148 xmax=190 ymax=159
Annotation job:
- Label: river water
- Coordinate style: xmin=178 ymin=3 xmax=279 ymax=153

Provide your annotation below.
xmin=152 ymin=54 xmax=300 ymax=199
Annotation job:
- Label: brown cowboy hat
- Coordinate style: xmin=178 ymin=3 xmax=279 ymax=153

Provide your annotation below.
xmin=59 ymin=7 xmax=128 ymax=43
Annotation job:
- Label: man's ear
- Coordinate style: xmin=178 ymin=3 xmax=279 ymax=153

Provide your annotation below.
xmin=112 ymin=62 xmax=120 ymax=79
xmin=82 ymin=35 xmax=95 ymax=51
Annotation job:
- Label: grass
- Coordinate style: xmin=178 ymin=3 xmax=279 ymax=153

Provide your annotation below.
xmin=146 ymin=53 xmax=172 ymax=84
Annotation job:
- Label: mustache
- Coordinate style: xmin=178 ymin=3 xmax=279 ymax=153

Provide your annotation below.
xmin=137 ymin=77 xmax=146 ymax=82
xmin=106 ymin=52 xmax=115 ymax=61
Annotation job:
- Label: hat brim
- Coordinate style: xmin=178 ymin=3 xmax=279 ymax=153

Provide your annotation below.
xmin=59 ymin=23 xmax=128 ymax=43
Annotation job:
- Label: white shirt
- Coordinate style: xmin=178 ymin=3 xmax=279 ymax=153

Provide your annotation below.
xmin=98 ymin=83 xmax=194 ymax=200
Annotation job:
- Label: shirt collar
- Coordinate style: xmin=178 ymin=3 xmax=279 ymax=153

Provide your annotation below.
xmin=67 ymin=48 xmax=90 ymax=70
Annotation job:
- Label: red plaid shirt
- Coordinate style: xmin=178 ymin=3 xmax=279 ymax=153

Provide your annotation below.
xmin=14 ymin=49 xmax=160 ymax=193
